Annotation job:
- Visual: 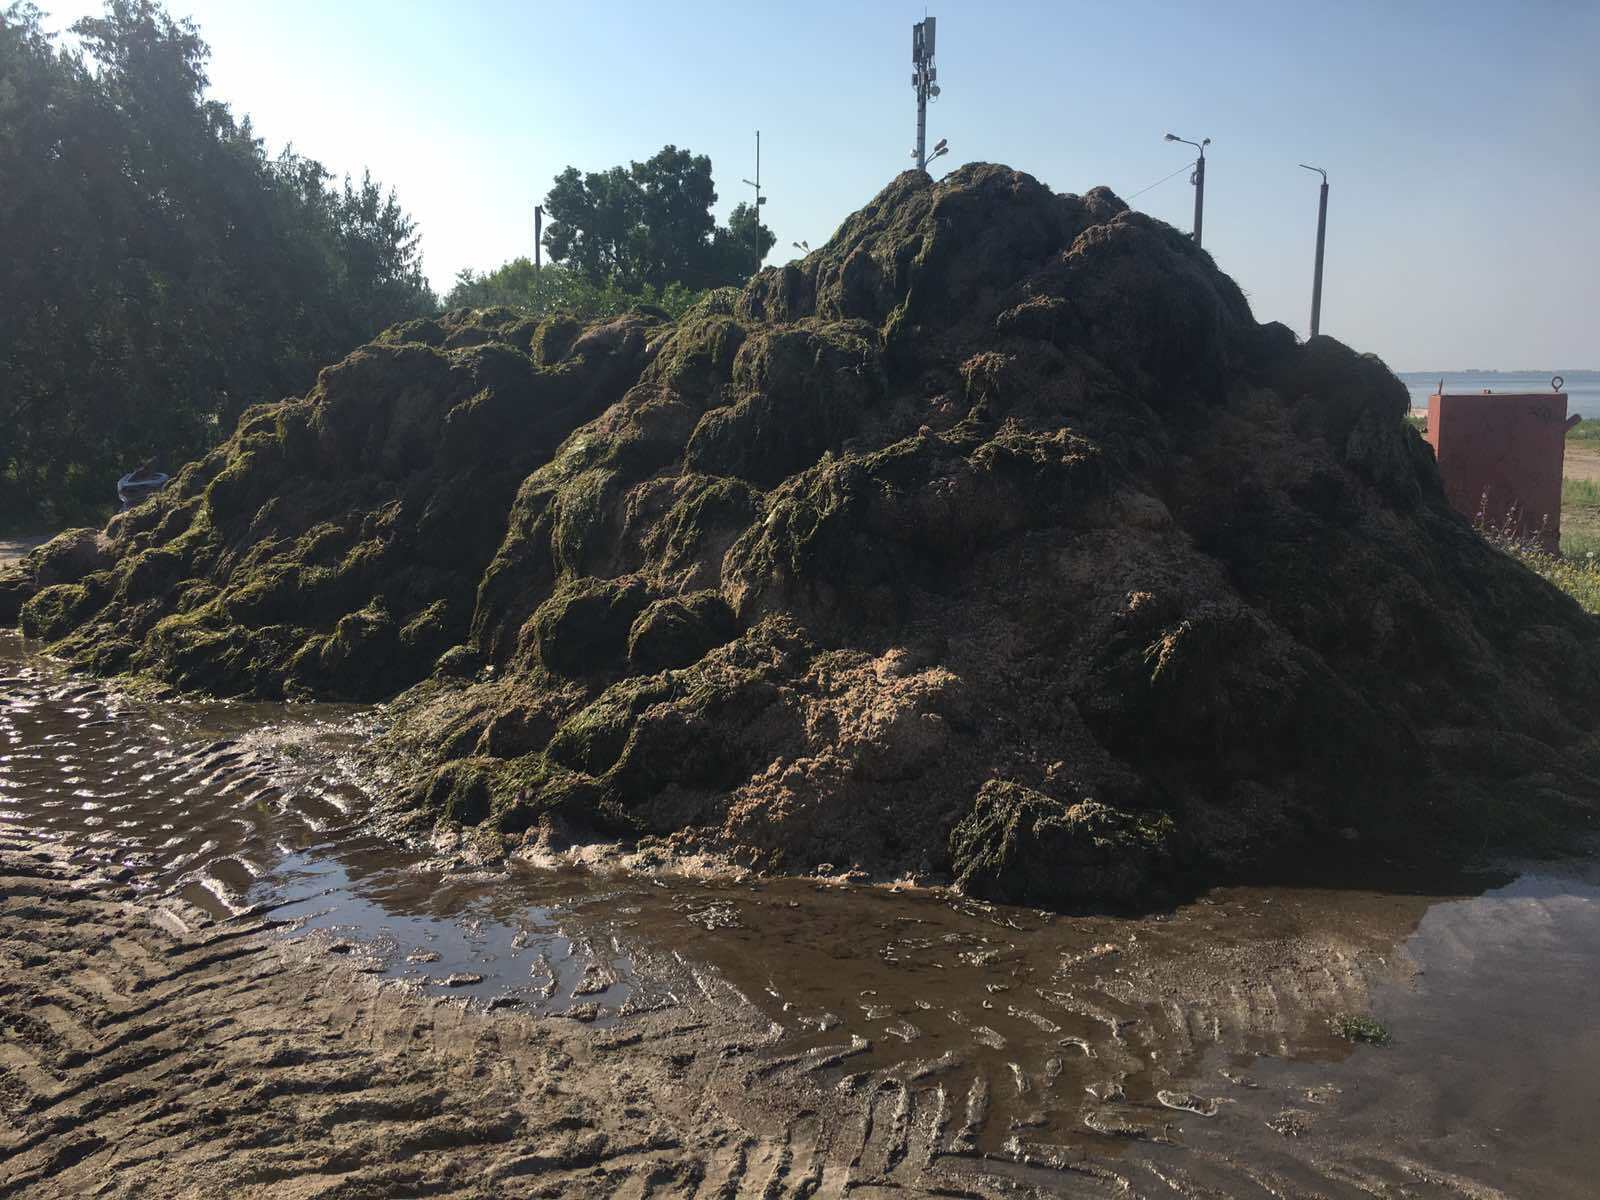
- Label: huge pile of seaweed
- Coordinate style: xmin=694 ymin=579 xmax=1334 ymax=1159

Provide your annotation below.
xmin=7 ymin=165 xmax=1599 ymax=906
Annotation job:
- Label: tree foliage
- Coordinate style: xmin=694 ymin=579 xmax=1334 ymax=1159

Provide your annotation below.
xmin=443 ymin=260 xmax=709 ymax=322
xmin=718 ymin=201 xmax=777 ymax=278
xmin=540 ymin=145 xmax=777 ymax=294
xmin=0 ymin=0 xmax=437 ymax=527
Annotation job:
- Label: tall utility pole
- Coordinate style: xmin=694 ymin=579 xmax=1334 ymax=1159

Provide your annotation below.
xmin=1164 ymin=133 xmax=1211 ymax=247
xmin=1300 ymin=164 xmax=1328 ymax=337
xmin=533 ymin=205 xmax=542 ymax=273
xmin=741 ymin=130 xmax=766 ymax=275
xmin=911 ymin=17 xmax=944 ymax=172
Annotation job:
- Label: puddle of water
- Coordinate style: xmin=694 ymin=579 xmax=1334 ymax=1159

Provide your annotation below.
xmin=4 ymin=629 xmax=1600 ymax=1195
xmin=252 ymin=849 xmax=642 ymax=1013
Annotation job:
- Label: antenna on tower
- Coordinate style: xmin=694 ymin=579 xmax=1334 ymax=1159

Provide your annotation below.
xmin=910 ymin=17 xmax=947 ymax=172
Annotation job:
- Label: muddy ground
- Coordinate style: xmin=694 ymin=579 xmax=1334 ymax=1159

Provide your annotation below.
xmin=0 ymin=537 xmax=49 ymax=572
xmin=0 ymin=838 xmax=825 ymax=1199
xmin=0 ymin=839 xmax=1515 ymax=1200
xmin=4 ymin=636 xmax=1600 ymax=1198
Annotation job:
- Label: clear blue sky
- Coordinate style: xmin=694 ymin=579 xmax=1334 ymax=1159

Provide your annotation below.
xmin=42 ymin=0 xmax=1600 ymax=370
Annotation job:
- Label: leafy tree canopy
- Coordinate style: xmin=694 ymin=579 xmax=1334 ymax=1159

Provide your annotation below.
xmin=443 ymin=260 xmax=712 ymax=322
xmin=540 ymin=145 xmax=776 ymax=294
xmin=0 ymin=0 xmax=437 ymax=527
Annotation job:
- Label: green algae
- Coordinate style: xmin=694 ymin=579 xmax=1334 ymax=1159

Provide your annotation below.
xmin=20 ymin=581 xmax=104 ymax=641
xmin=626 ymin=591 xmax=736 ymax=673
xmin=950 ymin=782 xmax=1177 ymax=908
xmin=526 ymin=575 xmax=652 ymax=678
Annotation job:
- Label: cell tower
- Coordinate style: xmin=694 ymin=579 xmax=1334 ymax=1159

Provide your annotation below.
xmin=911 ymin=18 xmax=947 ymax=172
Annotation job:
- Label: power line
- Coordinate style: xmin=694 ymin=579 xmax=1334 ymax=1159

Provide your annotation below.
xmin=1123 ymin=161 xmax=1193 ymax=202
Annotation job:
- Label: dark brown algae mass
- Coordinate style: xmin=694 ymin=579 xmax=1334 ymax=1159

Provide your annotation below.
xmin=4 ymin=164 xmax=1599 ymax=909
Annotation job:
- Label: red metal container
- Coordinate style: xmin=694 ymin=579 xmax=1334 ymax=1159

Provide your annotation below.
xmin=1426 ymin=389 xmax=1574 ymax=553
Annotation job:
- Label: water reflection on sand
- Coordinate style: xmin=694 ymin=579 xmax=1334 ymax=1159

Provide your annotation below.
xmin=4 ymin=630 xmax=1597 ymax=1196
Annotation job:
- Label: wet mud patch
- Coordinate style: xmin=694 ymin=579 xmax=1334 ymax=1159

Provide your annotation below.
xmin=4 ymin=631 xmax=1600 ymax=1196
xmin=0 ymin=535 xmax=51 ymax=571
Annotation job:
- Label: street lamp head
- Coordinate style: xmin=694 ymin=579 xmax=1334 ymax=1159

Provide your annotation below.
xmin=1201 ymin=138 xmax=1211 ymax=147
xmin=1163 ymin=133 xmax=1178 ymax=142
xmin=1299 ymin=163 xmax=1328 ymax=182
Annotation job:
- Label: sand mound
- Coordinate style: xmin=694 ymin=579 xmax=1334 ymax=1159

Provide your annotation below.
xmin=8 ymin=164 xmax=1599 ymax=905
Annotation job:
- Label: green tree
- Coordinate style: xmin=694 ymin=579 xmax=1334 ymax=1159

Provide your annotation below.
xmin=0 ymin=0 xmax=436 ymax=527
xmin=630 ymin=145 xmax=719 ymax=291
xmin=541 ymin=164 xmax=637 ymax=288
xmin=716 ymin=201 xmax=778 ymax=280
xmin=443 ymin=259 xmax=707 ymax=321
xmin=539 ymin=145 xmax=772 ymax=295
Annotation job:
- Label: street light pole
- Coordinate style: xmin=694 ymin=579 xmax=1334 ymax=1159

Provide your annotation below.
xmin=1300 ymin=164 xmax=1328 ymax=337
xmin=1164 ymin=133 xmax=1211 ymax=248
xmin=534 ymin=205 xmax=542 ymax=274
xmin=741 ymin=130 xmax=766 ymax=276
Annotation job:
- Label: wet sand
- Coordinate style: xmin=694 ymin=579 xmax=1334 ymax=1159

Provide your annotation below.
xmin=0 ymin=838 xmax=808 ymax=1199
xmin=0 ymin=535 xmax=50 ymax=571
xmin=4 ymin=631 xmax=1599 ymax=1197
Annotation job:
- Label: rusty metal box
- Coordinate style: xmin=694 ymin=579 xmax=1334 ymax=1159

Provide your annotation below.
xmin=1426 ymin=389 xmax=1573 ymax=553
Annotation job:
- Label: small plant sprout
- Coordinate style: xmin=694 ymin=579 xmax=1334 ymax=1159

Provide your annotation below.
xmin=1330 ymin=1013 xmax=1391 ymax=1045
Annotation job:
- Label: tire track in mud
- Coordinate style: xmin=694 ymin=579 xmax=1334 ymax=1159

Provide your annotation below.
xmin=2 ymin=839 xmax=1080 ymax=1198
xmin=0 ymin=661 xmax=373 ymax=923
xmin=0 ymin=644 xmax=1558 ymax=1197
xmin=0 ymin=839 xmax=784 ymax=1198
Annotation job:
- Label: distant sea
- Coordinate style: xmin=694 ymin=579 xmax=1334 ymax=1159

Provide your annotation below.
xmin=1398 ymin=370 xmax=1600 ymax=419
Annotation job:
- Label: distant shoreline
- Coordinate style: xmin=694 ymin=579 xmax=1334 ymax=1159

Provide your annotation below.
xmin=1397 ymin=370 xmax=1599 ymax=417
xmin=1396 ymin=369 xmax=1599 ymax=379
